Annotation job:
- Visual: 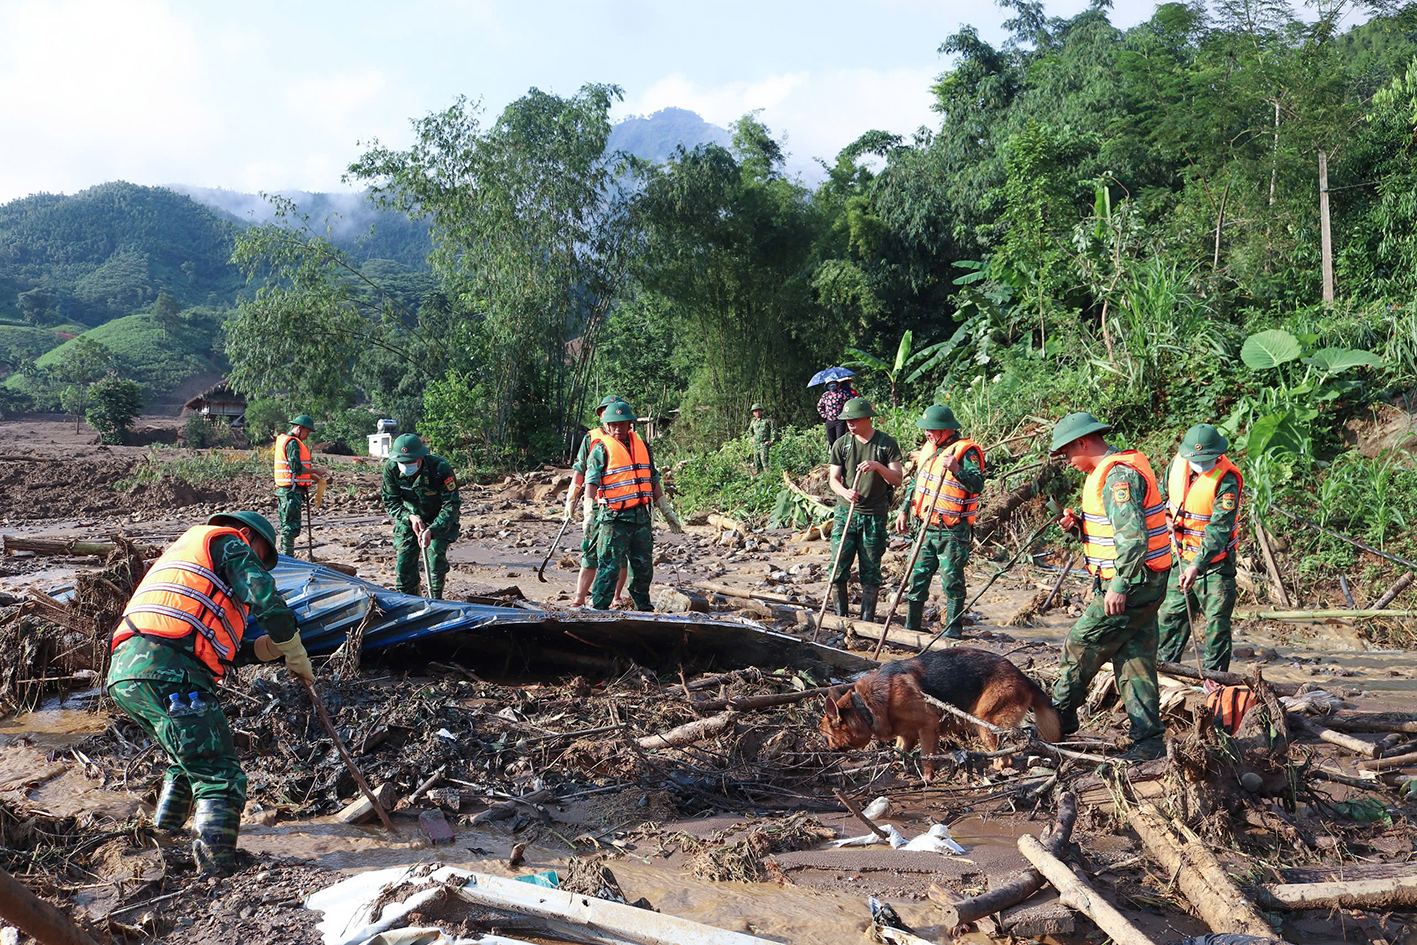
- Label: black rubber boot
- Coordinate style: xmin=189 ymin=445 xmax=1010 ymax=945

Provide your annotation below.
xmin=860 ymin=586 xmax=880 ymax=623
xmin=832 ymin=583 xmax=850 ymax=617
xmin=904 ymin=600 xmax=925 ymax=632
xmin=153 ymin=773 xmax=193 ymax=833
xmin=1058 ymin=705 xmax=1079 ymax=738
xmin=192 ymin=797 xmax=241 ymax=877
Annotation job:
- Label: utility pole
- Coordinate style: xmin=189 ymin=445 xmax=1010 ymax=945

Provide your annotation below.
xmin=1319 ymin=150 xmax=1334 ymax=305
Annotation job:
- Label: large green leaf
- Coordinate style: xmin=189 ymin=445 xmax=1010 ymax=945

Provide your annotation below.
xmin=1246 ymin=410 xmax=1308 ymax=458
xmin=1303 ymin=347 xmax=1384 ymax=375
xmin=1240 ymin=329 xmax=1302 ymax=371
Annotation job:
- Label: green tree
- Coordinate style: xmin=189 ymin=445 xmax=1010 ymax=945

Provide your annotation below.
xmin=52 ymin=336 xmax=114 ymax=432
xmin=153 ymin=290 xmax=182 ymax=340
xmin=85 ymin=373 xmax=143 ymax=444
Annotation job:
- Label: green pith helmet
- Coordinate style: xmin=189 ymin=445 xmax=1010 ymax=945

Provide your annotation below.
xmin=1049 ymin=412 xmax=1112 ymax=454
xmin=602 ymin=401 xmax=637 ymax=423
xmin=916 ymin=404 xmax=961 ymax=431
xmin=289 ymin=414 xmax=316 ymax=431
xmin=391 ymin=433 xmax=428 ymax=463
xmin=838 ymin=397 xmax=876 ymax=420
xmin=208 ymin=511 xmax=279 ymax=569
xmin=1178 ymin=423 xmax=1229 ymax=460
xmin=596 ymin=395 xmax=623 ymax=414
xmin=751 ymin=403 xmax=764 ymax=412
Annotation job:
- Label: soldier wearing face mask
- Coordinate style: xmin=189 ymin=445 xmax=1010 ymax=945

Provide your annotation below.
xmin=1157 ymin=424 xmax=1243 ymax=672
xmin=382 ymin=433 xmax=461 ymax=599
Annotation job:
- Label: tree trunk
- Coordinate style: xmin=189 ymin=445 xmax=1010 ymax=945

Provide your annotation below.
xmin=635 ymin=711 xmax=736 ymax=750
xmin=1257 ymin=875 xmax=1417 ymax=911
xmin=1017 ymin=834 xmax=1158 ymax=945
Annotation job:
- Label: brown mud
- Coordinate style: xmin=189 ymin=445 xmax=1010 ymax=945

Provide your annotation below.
xmin=3 ymin=416 xmax=1417 ymax=944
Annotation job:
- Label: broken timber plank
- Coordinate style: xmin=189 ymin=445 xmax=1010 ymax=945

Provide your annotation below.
xmin=1017 ymin=834 xmax=1158 ymax=945
xmin=635 ymin=711 xmax=735 ymax=750
xmin=1255 ymin=875 xmax=1417 ymax=911
xmin=0 ymin=864 xmax=101 ymax=945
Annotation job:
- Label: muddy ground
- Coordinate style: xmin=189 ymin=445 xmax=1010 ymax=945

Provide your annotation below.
xmin=3 ymin=416 xmax=1417 ymax=945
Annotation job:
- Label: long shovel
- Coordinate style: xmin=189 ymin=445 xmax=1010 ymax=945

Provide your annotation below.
xmin=1170 ymin=530 xmax=1208 ymax=673
xmin=304 ymin=487 xmax=315 ymax=561
xmin=812 ymin=468 xmax=864 ymax=642
xmin=299 ymin=677 xmax=395 ymax=831
xmin=919 ymin=516 xmax=1053 ymax=654
xmin=537 ymin=508 xmax=574 ymax=583
xmin=871 ymin=472 xmax=950 ymax=660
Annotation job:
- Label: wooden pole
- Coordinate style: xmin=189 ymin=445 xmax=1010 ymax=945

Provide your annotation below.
xmin=0 ymin=865 xmax=101 ymax=945
xmin=1157 ymin=660 xmax=1301 ymax=696
xmin=1258 ymin=875 xmax=1417 ymax=911
xmin=1374 ymin=572 xmax=1416 ymax=611
xmin=1038 ymin=554 xmax=1077 ymax=615
xmin=1290 ymin=715 xmax=1379 ymax=758
xmin=1017 ymin=834 xmax=1159 ymax=945
xmin=1319 ymin=150 xmax=1334 ymax=305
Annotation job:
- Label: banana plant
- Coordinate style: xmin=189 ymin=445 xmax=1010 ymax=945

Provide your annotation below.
xmin=844 ymin=329 xmax=952 ymax=407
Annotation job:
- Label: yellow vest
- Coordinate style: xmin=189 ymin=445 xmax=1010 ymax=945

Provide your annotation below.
xmin=1081 ymin=451 xmax=1170 ymax=579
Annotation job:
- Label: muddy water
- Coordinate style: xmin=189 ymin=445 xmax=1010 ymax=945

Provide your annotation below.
xmin=0 ymin=703 xmax=107 ymax=749
xmin=239 ymin=818 xmax=964 ymax=945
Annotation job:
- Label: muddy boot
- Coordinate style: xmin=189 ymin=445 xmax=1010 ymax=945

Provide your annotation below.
xmin=191 ymin=797 xmax=241 ymax=877
xmin=1057 ymin=705 xmax=1079 ymax=738
xmin=832 ymin=583 xmax=850 ymax=618
xmin=1120 ymin=737 xmax=1165 ymax=763
xmin=860 ymin=586 xmax=880 ymax=623
xmin=280 ymin=536 xmax=296 ymax=557
xmin=904 ymin=600 xmax=925 ymax=632
xmin=428 ymin=575 xmax=445 ymax=600
xmin=152 ymin=773 xmax=193 ymax=833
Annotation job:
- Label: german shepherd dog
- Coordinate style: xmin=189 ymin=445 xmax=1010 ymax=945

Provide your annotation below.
xmin=820 ymin=649 xmax=1061 ymax=779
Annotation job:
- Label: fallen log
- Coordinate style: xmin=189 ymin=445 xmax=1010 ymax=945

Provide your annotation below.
xmin=695 ymin=582 xmax=802 ymax=607
xmin=1356 ymin=749 xmax=1417 ymax=771
xmin=0 ymin=864 xmax=100 ymax=945
xmin=941 ymin=792 xmax=1077 ymax=931
xmin=1256 ymin=875 xmax=1417 ymax=911
xmin=1236 ymin=608 xmax=1417 ymax=620
xmin=1373 ymin=572 xmax=1415 ymax=611
xmin=1017 ymin=834 xmax=1158 ymax=945
xmin=1126 ymin=803 xmax=1272 ymax=937
xmin=1280 ymin=863 xmax=1417 ymax=883
xmin=785 ymin=608 xmax=930 ymax=650
xmin=1038 ymin=555 xmax=1078 ymax=615
xmin=1290 ymin=715 xmax=1379 ymax=758
xmin=1157 ymin=661 xmax=1300 ymax=696
xmin=635 ymin=711 xmax=735 ymax=750
xmin=691 ymin=686 xmax=833 ymax=714
xmin=1324 ymin=713 xmax=1417 ymax=735
xmin=781 ymin=470 xmax=833 ymax=517
xmin=832 ymin=788 xmax=890 ymax=842
xmin=1 ymin=535 xmax=160 ymax=558
xmin=1252 ymin=514 xmax=1292 ymax=608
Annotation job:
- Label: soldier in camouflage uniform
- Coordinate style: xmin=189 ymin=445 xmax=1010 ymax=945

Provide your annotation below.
xmin=569 ymin=395 xmax=627 ymax=608
xmin=1050 ymin=413 xmax=1171 ymax=761
xmin=585 ymin=400 xmax=663 ymax=611
xmin=749 ymin=404 xmax=776 ymax=475
xmin=1157 ymin=424 xmax=1242 ymax=672
xmin=828 ymin=397 xmax=904 ymax=621
xmin=273 ymin=414 xmax=329 ymax=556
xmin=382 ymin=433 xmax=461 ymax=599
xmin=895 ymin=405 xmax=984 ymax=638
xmin=107 ymin=511 xmax=313 ymax=876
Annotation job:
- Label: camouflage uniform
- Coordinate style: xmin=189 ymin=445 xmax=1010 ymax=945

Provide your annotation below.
xmin=573 ymin=431 xmax=603 ymax=570
xmin=106 ymin=534 xmax=300 ymax=869
xmin=899 ymin=449 xmax=984 ymax=637
xmin=1157 ymin=469 xmax=1241 ymax=672
xmin=585 ymin=437 xmax=661 ymax=611
xmin=828 ymin=429 xmax=903 ymax=588
xmin=750 ymin=415 xmax=776 ymax=474
xmin=382 ymin=455 xmax=461 ymax=599
xmin=274 ymin=436 xmax=307 ymax=556
xmin=1053 ymin=454 xmax=1168 ymax=746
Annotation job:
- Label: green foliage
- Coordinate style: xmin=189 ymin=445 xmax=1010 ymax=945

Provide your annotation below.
xmin=844 ymin=330 xmax=952 ymax=407
xmin=419 ymin=370 xmax=486 ymax=467
xmin=85 ymin=373 xmax=143 ymax=444
xmin=0 ymin=325 xmax=65 ymax=369
xmin=242 ymin=397 xmax=291 ymax=445
xmin=182 ymin=413 xmax=236 ymax=449
xmin=0 ymin=387 xmax=31 ymax=419
xmin=319 ymin=406 xmax=381 ymax=453
xmin=666 ymin=425 xmax=829 ymax=520
xmin=116 ymin=449 xmax=268 ymax=489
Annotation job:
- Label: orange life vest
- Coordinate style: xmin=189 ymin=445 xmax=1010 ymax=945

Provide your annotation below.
xmin=1166 ymin=455 xmax=1243 ymax=564
xmin=597 ymin=432 xmax=655 ymax=511
xmin=1081 ymin=451 xmax=1171 ymax=579
xmin=274 ymin=433 xmax=314 ymax=488
xmin=111 ymin=525 xmax=251 ymax=678
xmin=1206 ymin=684 xmax=1256 ymax=735
xmin=911 ymin=438 xmax=984 ymax=527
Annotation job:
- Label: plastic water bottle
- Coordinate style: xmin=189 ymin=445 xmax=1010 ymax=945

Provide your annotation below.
xmin=168 ymin=693 xmax=190 ymax=718
xmin=187 ymin=691 xmax=207 ymax=716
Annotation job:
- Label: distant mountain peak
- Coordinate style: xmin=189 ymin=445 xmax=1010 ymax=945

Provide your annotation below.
xmin=608 ymin=108 xmax=731 ymax=163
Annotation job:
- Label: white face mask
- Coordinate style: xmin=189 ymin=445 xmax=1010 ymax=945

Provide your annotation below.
xmin=1189 ymin=458 xmax=1218 ymax=475
xmin=397 ymin=461 xmax=420 ymax=477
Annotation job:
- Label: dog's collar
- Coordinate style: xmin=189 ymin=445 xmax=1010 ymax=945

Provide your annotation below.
xmin=850 ymin=690 xmax=876 ymax=732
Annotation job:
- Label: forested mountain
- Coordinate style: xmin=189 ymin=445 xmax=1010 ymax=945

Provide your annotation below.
xmin=607 ymin=107 xmax=732 ymax=163
xmin=0 ymin=182 xmax=244 ymax=326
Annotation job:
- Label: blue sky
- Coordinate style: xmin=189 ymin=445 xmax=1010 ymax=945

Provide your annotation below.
xmin=0 ymin=0 xmax=1165 ymax=203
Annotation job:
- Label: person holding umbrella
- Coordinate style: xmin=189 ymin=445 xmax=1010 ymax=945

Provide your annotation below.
xmin=813 ymin=368 xmax=857 ymax=448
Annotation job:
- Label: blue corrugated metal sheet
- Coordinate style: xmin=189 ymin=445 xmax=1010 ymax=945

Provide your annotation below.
xmin=271 ymin=559 xmax=875 ymax=676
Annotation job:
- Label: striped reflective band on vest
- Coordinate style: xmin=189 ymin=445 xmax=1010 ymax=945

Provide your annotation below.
xmin=598 ymin=432 xmax=654 ymax=510
xmin=1080 ymin=450 xmax=1171 ymax=579
xmin=111 ymin=525 xmax=251 ymax=678
xmin=274 ymin=434 xmax=314 ymax=488
xmin=1166 ymin=454 xmax=1243 ymax=564
xmin=911 ymin=438 xmax=984 ymax=527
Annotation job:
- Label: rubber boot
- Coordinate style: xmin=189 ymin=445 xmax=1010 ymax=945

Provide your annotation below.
xmin=280 ymin=536 xmax=296 ymax=557
xmin=428 ymin=574 xmax=445 ymax=600
xmin=832 ymin=583 xmax=850 ymax=617
xmin=1057 ymin=705 xmax=1080 ymax=738
xmin=191 ymin=796 xmax=241 ymax=877
xmin=152 ymin=773 xmax=194 ymax=833
xmin=904 ymin=599 xmax=925 ymax=632
xmin=1120 ymin=737 xmax=1165 ymax=763
xmin=860 ymin=586 xmax=880 ymax=623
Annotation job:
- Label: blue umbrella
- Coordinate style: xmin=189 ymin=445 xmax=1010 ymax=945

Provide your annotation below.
xmin=807 ymin=366 xmax=855 ymax=387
